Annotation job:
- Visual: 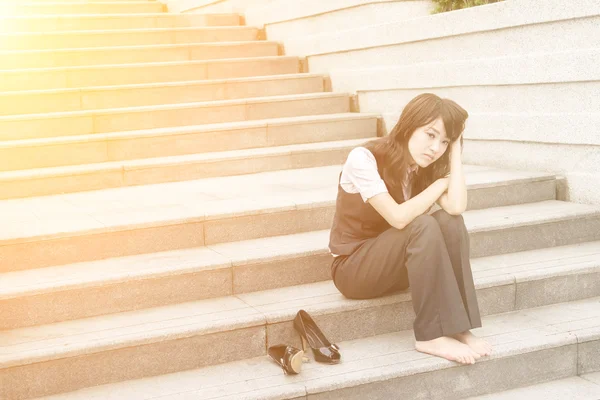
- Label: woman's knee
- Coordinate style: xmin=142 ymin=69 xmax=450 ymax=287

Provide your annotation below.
xmin=333 ymin=274 xmax=385 ymax=300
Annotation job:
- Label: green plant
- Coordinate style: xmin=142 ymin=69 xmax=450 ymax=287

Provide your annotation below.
xmin=432 ymin=0 xmax=503 ymax=13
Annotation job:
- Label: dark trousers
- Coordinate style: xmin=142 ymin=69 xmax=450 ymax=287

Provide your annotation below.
xmin=331 ymin=210 xmax=482 ymax=341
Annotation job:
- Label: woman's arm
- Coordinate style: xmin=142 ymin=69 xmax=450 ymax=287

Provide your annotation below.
xmin=367 ymin=177 xmax=449 ymax=230
xmin=437 ymin=137 xmax=468 ymax=215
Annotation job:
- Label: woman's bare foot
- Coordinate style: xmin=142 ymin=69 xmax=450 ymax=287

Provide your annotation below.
xmin=452 ymin=331 xmax=492 ymax=356
xmin=415 ymin=336 xmax=481 ymax=365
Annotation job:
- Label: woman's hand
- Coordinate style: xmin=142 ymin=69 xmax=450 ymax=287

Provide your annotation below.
xmin=438 ymin=135 xmax=467 ymax=215
xmin=450 ymin=134 xmax=463 ymax=159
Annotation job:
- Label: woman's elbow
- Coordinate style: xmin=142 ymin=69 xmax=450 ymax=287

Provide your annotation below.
xmin=390 ymin=218 xmax=407 ymax=230
xmin=388 ymin=214 xmax=408 ymax=230
xmin=442 ymin=195 xmax=467 ymax=216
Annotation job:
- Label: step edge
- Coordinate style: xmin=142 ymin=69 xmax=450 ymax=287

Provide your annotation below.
xmin=0 ymin=54 xmax=293 ymax=75
xmin=0 ymin=113 xmax=378 ymax=147
xmin=0 ymin=72 xmax=325 ymax=97
xmin=0 ymin=91 xmax=347 ymax=120
xmin=2 ymin=235 xmax=600 ymax=302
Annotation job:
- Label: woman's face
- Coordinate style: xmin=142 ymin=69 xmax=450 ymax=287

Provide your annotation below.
xmin=407 ymin=117 xmax=450 ymax=168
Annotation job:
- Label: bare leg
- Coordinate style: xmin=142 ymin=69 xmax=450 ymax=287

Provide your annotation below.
xmin=415 ymin=336 xmax=481 ymax=365
xmin=451 ymin=331 xmax=493 ymax=356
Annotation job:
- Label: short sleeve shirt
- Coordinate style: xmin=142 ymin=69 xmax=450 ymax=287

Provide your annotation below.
xmin=340 ymin=147 xmax=416 ymax=202
xmin=340 ymin=147 xmax=388 ymax=202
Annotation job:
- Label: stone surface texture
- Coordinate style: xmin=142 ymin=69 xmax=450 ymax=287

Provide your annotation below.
xmin=2 ymin=0 xmax=599 ymax=399
xmin=187 ymin=0 xmax=600 ymax=204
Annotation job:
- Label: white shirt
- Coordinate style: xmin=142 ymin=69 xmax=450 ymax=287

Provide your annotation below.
xmin=340 ymin=147 xmax=417 ymax=202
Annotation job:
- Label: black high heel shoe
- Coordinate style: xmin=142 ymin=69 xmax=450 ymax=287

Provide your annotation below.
xmin=267 ymin=345 xmax=308 ymax=375
xmin=293 ymin=309 xmax=341 ymax=364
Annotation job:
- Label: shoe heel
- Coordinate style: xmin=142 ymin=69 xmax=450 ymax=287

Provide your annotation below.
xmin=289 ymin=350 xmax=305 ymax=373
xmin=267 ymin=344 xmax=304 ymax=375
xmin=299 ymin=335 xmax=311 ymax=362
xmin=300 ymin=335 xmax=308 ymax=352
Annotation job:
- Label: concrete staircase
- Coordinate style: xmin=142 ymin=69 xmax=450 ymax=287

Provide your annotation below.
xmin=0 ymin=1 xmax=599 ymax=399
xmin=266 ymin=0 xmax=600 ymax=205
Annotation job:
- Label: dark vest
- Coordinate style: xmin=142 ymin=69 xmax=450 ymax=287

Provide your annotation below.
xmin=328 ymin=169 xmax=407 ymax=257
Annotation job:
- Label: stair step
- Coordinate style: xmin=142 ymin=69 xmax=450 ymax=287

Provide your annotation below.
xmin=0 ymin=73 xmax=326 ymax=116
xmin=465 ymin=373 xmax=600 ymax=399
xmin=5 ymin=295 xmax=600 ymax=399
xmin=247 ymin=0 xmax=430 ymax=27
xmin=0 ymin=55 xmax=298 ymax=91
xmin=0 ymin=41 xmax=281 ymax=71
xmin=0 ymin=138 xmax=364 ymax=198
xmin=0 ymin=26 xmax=259 ymax=51
xmin=0 ymin=166 xmax=572 ymax=272
xmin=0 ymin=13 xmax=241 ymax=33
xmin=0 ymin=0 xmax=159 ymax=2
xmin=332 ymin=48 xmax=600 ymax=94
xmin=265 ymin=0 xmax=432 ymax=42
xmin=291 ymin=2 xmax=599 ymax=68
xmin=1 ymin=1 xmax=165 ymax=15
xmin=2 ymin=218 xmax=600 ymax=329
xmin=0 ymin=92 xmax=350 ymax=140
xmin=359 ymin=83 xmax=600 ymax=122
xmin=0 ymin=113 xmax=377 ymax=168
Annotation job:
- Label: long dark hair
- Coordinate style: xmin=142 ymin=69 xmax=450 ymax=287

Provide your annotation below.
xmin=363 ymin=93 xmax=468 ymax=199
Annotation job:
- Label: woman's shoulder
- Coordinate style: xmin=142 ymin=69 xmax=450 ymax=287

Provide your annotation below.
xmin=340 ymin=145 xmax=388 ymax=200
xmin=343 ymin=146 xmax=381 ymax=179
xmin=346 ymin=146 xmax=376 ymax=165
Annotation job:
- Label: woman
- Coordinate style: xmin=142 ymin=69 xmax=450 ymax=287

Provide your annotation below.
xmin=329 ymin=93 xmax=492 ymax=364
